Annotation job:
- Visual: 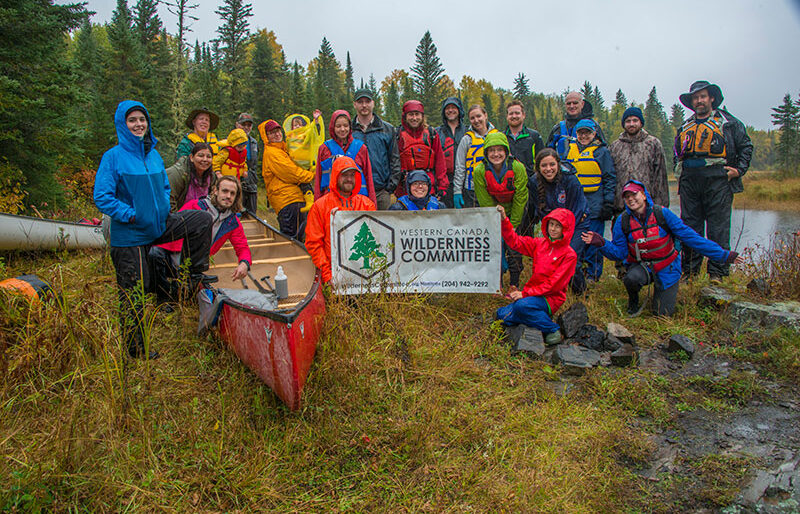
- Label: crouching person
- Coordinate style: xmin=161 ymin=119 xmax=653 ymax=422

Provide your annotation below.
xmin=94 ymin=100 xmax=214 ymax=359
xmin=581 ymin=180 xmax=743 ymax=316
xmin=150 ymin=176 xmax=252 ymax=305
xmin=389 ymin=170 xmax=443 ymax=211
xmin=495 ymin=205 xmax=577 ymax=346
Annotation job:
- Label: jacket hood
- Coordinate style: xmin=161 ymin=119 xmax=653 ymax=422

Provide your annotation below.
xmin=404 ymin=169 xmax=432 ymax=208
xmin=566 ymin=99 xmax=596 ymax=122
xmin=257 ymin=119 xmax=280 ymax=143
xmin=330 ymin=155 xmax=362 ymax=199
xmin=622 ymin=179 xmax=655 ymax=216
xmin=114 ymin=100 xmax=158 ymax=155
xmin=483 ymin=132 xmax=510 ymax=154
xmin=542 ymin=208 xmax=575 ymax=246
xmin=220 ymin=128 xmax=248 ymax=148
xmin=440 ymin=96 xmax=465 ymax=126
xmin=328 ymin=109 xmax=353 ymax=143
xmin=282 ymin=113 xmax=310 ymax=133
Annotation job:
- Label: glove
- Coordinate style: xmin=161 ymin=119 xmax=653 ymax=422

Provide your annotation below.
xmin=453 ymin=193 xmax=464 ymax=209
xmin=725 ymin=251 xmax=739 ymax=264
xmin=437 ymin=190 xmax=447 ymax=202
xmin=300 ymin=190 xmax=314 ymax=213
xmin=600 ymin=203 xmax=614 ymax=221
xmin=586 ymin=231 xmax=605 ymax=247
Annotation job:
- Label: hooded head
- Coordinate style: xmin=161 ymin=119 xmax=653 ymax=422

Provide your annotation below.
xmin=257 ymin=119 xmax=281 ymax=144
xmin=223 ymin=128 xmax=248 ymax=148
xmin=621 ymin=179 xmax=655 ymax=216
xmin=330 ymin=156 xmax=362 ymax=199
xmin=114 ymin=100 xmax=157 ymax=155
xmin=541 ymin=208 xmax=575 ymax=246
xmin=482 ymin=132 xmax=510 ymax=168
xmin=283 ymin=113 xmax=310 ymax=133
xmin=404 ymin=169 xmax=432 ymax=209
xmin=440 ymin=97 xmax=465 ymax=126
xmin=328 ymin=109 xmax=353 ymax=144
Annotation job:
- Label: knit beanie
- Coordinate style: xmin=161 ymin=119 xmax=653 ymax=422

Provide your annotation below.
xmin=621 ymin=107 xmax=644 ymax=127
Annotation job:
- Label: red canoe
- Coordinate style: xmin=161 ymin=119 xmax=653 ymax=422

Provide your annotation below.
xmin=207 ymin=216 xmax=325 ymax=410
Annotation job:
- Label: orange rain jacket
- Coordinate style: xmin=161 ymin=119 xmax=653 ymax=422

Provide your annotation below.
xmin=305 ymin=156 xmax=376 ymax=282
xmin=258 ymin=120 xmax=315 ymax=214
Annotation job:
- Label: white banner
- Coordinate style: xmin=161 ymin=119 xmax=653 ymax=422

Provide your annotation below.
xmin=330 ymin=208 xmax=502 ymax=294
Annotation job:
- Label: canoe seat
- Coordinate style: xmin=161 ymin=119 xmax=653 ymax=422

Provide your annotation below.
xmin=213 ymin=254 xmax=311 ymax=269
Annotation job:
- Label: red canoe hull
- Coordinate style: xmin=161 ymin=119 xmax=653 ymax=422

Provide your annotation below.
xmin=217 ymin=273 xmax=326 ymax=411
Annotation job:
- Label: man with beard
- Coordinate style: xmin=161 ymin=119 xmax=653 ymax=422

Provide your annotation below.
xmin=609 ymin=107 xmax=669 ymax=212
xmin=504 ymin=100 xmax=543 ymax=179
xmin=674 ymin=81 xmax=752 ymax=281
xmin=436 ymin=97 xmax=467 ymax=207
xmin=150 ymin=176 xmax=252 ymax=306
xmin=395 ymin=100 xmax=448 ymax=199
xmin=546 ymin=91 xmax=606 ymax=159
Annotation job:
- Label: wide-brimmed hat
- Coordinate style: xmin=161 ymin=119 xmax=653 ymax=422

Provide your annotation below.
xmin=679 ymin=81 xmax=724 ymax=110
xmin=185 ymin=107 xmax=220 ymax=131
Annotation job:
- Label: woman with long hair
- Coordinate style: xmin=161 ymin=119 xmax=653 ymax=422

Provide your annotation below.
xmin=166 ymin=142 xmax=215 ymax=210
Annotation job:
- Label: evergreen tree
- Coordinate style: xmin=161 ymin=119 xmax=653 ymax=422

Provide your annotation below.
xmin=165 ymin=0 xmax=199 ymax=55
xmin=410 ymin=31 xmax=445 ymax=112
xmin=215 ymin=0 xmax=253 ymax=120
xmin=133 ymin=0 xmax=161 ymax=49
xmin=771 ymin=93 xmax=800 ymax=175
xmin=367 ymin=73 xmax=381 ymax=116
xmin=251 ymin=29 xmax=282 ymax=122
xmin=401 ymin=75 xmax=415 ymax=104
xmin=312 ymin=37 xmax=343 ymax=118
xmin=513 ymin=73 xmax=530 ymax=98
xmin=614 ymin=89 xmax=627 ymax=108
xmin=343 ymin=51 xmax=355 ymax=103
xmin=106 ymin=0 xmax=148 ymax=101
xmin=610 ymin=88 xmax=628 ymax=127
xmin=481 ymin=93 xmax=494 ymax=125
xmin=0 ymin=0 xmax=87 ymax=209
xmin=644 ymin=86 xmax=672 ymax=163
xmin=670 ymin=103 xmax=685 ymax=131
xmin=288 ymin=61 xmax=306 ymax=115
xmin=383 ymin=80 xmax=401 ymax=126
xmin=581 ymin=81 xmax=594 ymax=106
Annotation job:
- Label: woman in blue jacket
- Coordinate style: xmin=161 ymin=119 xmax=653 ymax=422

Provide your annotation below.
xmin=581 ymin=180 xmax=743 ymax=316
xmin=94 ymin=100 xmax=214 ymax=358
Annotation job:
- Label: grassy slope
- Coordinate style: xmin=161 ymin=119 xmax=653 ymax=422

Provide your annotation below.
xmin=734 ymin=172 xmax=800 ymax=211
xmin=1 ymin=249 xmax=798 ymax=512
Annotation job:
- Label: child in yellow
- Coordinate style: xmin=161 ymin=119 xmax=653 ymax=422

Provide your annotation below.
xmin=212 ymin=128 xmax=249 ymax=181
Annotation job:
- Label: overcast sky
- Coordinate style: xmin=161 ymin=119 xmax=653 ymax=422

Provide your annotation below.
xmin=74 ymin=0 xmax=800 ymax=130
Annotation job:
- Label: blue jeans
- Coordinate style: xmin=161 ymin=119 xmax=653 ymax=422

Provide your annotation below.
xmin=496 ymin=296 xmax=560 ymax=334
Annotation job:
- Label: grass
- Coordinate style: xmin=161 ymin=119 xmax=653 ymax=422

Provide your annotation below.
xmin=0 ymin=247 xmax=797 ymax=511
xmin=735 ymin=171 xmax=800 ymax=211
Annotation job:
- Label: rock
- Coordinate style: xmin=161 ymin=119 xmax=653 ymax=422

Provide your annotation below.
xmin=568 ymin=324 xmax=606 ymax=351
xmin=510 ymin=326 xmax=545 ymax=357
xmin=552 ymin=344 xmax=601 ymax=374
xmin=728 ymin=300 xmax=800 ymax=331
xmin=700 ymin=285 xmax=736 ymax=306
xmin=667 ymin=334 xmax=695 ymax=358
xmin=747 ymin=277 xmax=771 ymax=296
xmin=604 ymin=334 xmax=623 ymax=352
xmin=610 ymin=343 xmax=638 ymax=367
xmin=557 ymin=302 xmax=588 ymax=338
xmin=606 ymin=322 xmax=635 ymax=345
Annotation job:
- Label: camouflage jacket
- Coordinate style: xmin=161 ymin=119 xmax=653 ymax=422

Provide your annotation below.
xmin=609 ymin=128 xmax=669 ymax=211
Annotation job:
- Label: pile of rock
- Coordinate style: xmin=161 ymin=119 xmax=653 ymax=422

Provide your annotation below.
xmin=504 ymin=302 xmax=639 ymax=374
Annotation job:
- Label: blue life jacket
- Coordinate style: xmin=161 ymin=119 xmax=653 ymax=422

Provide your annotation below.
xmin=553 ymin=121 xmax=576 ymax=159
xmin=319 ymin=139 xmax=368 ymax=197
xmin=398 ymin=195 xmax=441 ymax=211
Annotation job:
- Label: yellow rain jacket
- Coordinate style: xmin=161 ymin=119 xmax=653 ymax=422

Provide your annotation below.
xmin=259 ymin=121 xmax=315 ymax=213
xmin=213 ymin=128 xmax=249 ymax=179
xmin=282 ymin=114 xmax=325 ymax=171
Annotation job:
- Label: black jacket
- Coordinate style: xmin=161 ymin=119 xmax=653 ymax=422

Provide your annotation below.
xmin=504 ymin=126 xmax=543 ymax=178
xmin=673 ymin=108 xmax=753 ymax=194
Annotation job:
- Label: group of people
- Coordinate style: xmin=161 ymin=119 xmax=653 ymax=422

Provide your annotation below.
xmin=93 ymin=79 xmax=752 ymax=358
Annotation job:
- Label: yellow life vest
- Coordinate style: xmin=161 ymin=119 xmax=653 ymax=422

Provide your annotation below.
xmin=188 ymin=132 xmax=220 ymax=155
xmin=566 ymin=142 xmax=602 ymax=193
xmin=464 ymin=128 xmax=498 ymax=190
xmin=677 ymin=112 xmax=726 ymax=159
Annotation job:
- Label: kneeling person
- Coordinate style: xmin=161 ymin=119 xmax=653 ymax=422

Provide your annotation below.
xmin=581 ymin=181 xmax=743 ymax=316
xmin=151 ymin=176 xmax=252 ymax=303
xmin=389 ymin=170 xmax=443 ymax=211
xmin=496 ymin=205 xmax=577 ymax=346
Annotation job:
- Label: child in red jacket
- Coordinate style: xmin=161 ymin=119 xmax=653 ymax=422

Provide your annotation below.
xmin=496 ymin=205 xmax=577 ymax=345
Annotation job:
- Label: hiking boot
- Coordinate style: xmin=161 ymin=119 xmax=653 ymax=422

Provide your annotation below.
xmin=544 ymin=330 xmax=563 ymax=346
xmin=626 ymin=300 xmax=644 ymax=318
xmin=127 ymin=334 xmax=160 ymax=359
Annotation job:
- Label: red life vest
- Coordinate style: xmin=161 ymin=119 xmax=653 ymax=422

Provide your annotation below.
xmin=484 ymin=159 xmax=516 ymax=204
xmin=622 ymin=206 xmax=678 ymax=272
xmin=398 ymin=127 xmax=435 ymax=172
xmin=442 ymin=134 xmax=456 ymax=175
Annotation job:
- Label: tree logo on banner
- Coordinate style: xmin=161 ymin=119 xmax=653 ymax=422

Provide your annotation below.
xmin=337 ymin=214 xmax=395 ymax=280
xmin=349 ymin=222 xmax=385 ymax=269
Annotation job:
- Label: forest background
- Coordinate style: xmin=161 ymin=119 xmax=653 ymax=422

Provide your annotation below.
xmin=2 ymin=0 xmax=799 ymax=216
